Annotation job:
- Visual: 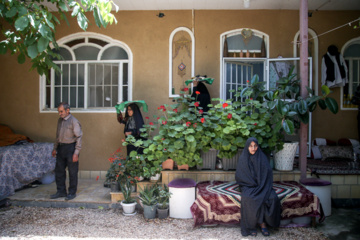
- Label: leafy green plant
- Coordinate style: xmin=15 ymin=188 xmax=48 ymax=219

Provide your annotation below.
xmin=156 ymin=184 xmax=172 ymax=209
xmin=106 ymin=148 xmax=141 ymax=185
xmin=120 ymin=179 xmax=136 ymax=204
xmin=105 ymin=148 xmax=126 ymax=183
xmin=123 ymin=67 xmax=338 ymax=167
xmin=203 ymin=100 xmax=249 ymax=159
xmin=0 ymin=0 xmax=118 ymax=77
xmin=138 ymin=184 xmax=158 ymax=206
xmin=238 ymin=68 xmax=338 ymax=152
xmin=124 ymin=88 xmax=213 ymax=167
xmin=128 ymin=150 xmax=162 ymax=179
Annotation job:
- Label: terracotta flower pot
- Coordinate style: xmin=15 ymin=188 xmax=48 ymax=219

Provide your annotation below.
xmin=162 ymin=159 xmax=174 ymax=170
xmin=177 ymin=164 xmax=189 ymax=170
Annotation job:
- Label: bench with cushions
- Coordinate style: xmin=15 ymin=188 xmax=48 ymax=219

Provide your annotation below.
xmin=305 ymin=138 xmax=359 ymax=175
xmin=190 ymin=180 xmax=324 ymax=228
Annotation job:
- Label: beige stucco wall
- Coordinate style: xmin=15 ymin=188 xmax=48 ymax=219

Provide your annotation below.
xmin=0 ymin=10 xmax=359 ymax=171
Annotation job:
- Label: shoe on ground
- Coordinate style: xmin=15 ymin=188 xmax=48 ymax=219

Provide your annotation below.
xmin=65 ymin=194 xmax=76 ymax=201
xmin=261 ymin=227 xmax=270 ymax=237
xmin=50 ymin=192 xmax=67 ymax=199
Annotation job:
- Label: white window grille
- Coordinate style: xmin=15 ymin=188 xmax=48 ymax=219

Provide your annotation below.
xmin=40 ymin=33 xmax=132 ymax=112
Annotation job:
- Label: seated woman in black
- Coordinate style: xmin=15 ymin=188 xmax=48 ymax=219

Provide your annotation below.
xmin=191 ymin=80 xmax=211 ymax=112
xmin=235 ymin=137 xmax=281 ymax=237
xmin=117 ymin=103 xmax=145 ymax=156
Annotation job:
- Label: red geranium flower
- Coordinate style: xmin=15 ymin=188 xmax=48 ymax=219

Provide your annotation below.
xmin=173 ymin=108 xmax=178 ymax=113
xmin=246 ymin=80 xmax=250 ymax=83
xmin=195 ymin=91 xmax=200 ymax=95
xmin=162 ymin=120 xmax=167 ymax=125
xmin=145 ymin=116 xmax=149 ymax=119
xmin=199 ymin=109 xmax=204 ymax=114
xmin=184 ymin=88 xmax=189 ymax=91
xmin=158 ymin=105 xmax=166 ymax=111
xmin=157 ymin=117 xmax=160 ymax=120
xmin=186 ymin=121 xmax=191 ymax=127
xmin=149 ymin=122 xmax=154 ymax=125
xmin=227 ymin=113 xmax=232 ymax=119
xmin=222 ymin=103 xmax=228 ymax=108
xmin=201 ymin=118 xmax=205 ymax=123
xmin=194 ymin=102 xmax=199 ymax=107
xmin=254 ymin=123 xmax=258 ymax=126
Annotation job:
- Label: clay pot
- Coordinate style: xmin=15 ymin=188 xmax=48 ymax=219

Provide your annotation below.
xmin=162 ymin=159 xmax=175 ymax=170
xmin=177 ymin=164 xmax=189 ymax=170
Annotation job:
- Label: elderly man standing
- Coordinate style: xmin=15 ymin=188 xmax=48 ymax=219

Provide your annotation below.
xmin=51 ymin=102 xmax=82 ymax=201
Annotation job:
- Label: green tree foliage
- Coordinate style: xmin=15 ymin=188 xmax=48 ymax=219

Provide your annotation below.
xmin=0 ymin=0 xmax=118 ymax=77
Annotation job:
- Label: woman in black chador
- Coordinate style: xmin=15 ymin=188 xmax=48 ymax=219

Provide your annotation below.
xmin=117 ymin=103 xmax=145 ymax=156
xmin=191 ymin=80 xmax=211 ymax=112
xmin=235 ymin=137 xmax=281 ymax=237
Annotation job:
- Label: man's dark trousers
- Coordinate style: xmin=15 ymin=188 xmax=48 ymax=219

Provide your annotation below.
xmin=55 ymin=143 xmax=78 ymax=195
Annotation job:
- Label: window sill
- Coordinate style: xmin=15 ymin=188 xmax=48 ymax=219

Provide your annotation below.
xmin=40 ymin=109 xmax=117 ymax=113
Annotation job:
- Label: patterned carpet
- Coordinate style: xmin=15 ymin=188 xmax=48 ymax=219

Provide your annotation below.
xmin=190 ymin=181 xmax=322 ymax=227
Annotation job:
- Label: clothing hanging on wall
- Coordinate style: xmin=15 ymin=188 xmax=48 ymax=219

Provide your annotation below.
xmin=321 ymin=45 xmax=348 ymax=88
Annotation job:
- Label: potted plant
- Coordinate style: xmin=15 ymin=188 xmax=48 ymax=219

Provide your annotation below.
xmin=123 ymin=116 xmax=165 ymax=177
xmin=138 ymin=184 xmax=158 ymax=219
xmin=162 ymin=158 xmax=175 ymax=170
xmin=203 ymin=100 xmax=250 ymax=166
xmin=239 ymin=68 xmax=338 ymax=170
xmin=120 ymin=179 xmax=137 ymax=215
xmin=156 ymin=184 xmax=172 ymax=219
xmin=105 ymin=148 xmax=127 ymax=192
xmin=153 ymin=91 xmax=211 ymax=168
xmin=124 ymin=88 xmax=213 ymax=169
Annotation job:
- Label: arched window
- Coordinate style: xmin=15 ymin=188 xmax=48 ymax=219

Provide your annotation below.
xmin=341 ymin=37 xmax=360 ymax=110
xmin=40 ymin=33 xmax=132 ymax=112
xmin=220 ymin=29 xmax=269 ymax=101
xmin=220 ymin=29 xmax=312 ymax=157
xmin=293 ymin=29 xmax=319 ymax=95
xmin=169 ymin=27 xmax=195 ymax=97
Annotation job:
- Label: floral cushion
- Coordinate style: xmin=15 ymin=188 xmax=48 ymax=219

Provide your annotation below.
xmin=318 ymin=145 xmax=353 ymax=161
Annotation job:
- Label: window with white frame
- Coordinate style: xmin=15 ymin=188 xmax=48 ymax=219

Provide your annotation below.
xmin=220 ymin=29 xmax=313 ymax=156
xmin=40 ymin=33 xmax=132 ymax=112
xmin=342 ymin=39 xmax=360 ymax=110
